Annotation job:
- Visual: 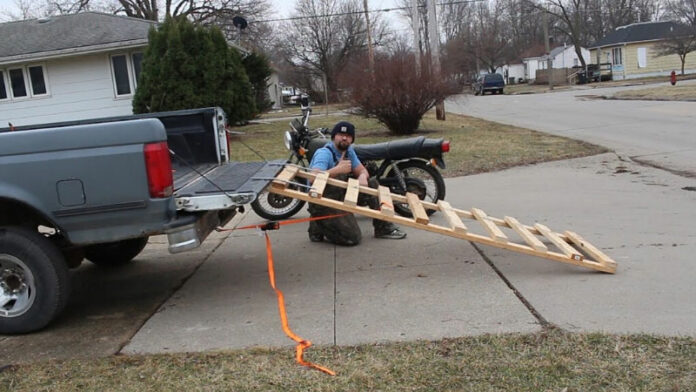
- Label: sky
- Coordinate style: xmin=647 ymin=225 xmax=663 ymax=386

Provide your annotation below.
xmin=1 ymin=0 xmax=411 ymax=31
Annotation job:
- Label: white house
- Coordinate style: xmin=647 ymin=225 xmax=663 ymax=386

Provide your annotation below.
xmin=502 ymin=63 xmax=525 ymax=83
xmin=0 ymin=13 xmax=155 ymax=127
xmin=0 ymin=12 xmax=281 ymax=127
xmin=523 ymin=44 xmax=591 ymax=81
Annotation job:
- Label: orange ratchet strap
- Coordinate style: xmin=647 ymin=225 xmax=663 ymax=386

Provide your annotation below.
xmin=216 ymin=213 xmax=349 ymax=232
xmin=263 ymin=232 xmax=336 ymax=375
xmin=217 ymin=213 xmax=348 ymax=375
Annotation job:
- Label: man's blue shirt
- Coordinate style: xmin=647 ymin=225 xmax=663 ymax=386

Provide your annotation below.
xmin=309 ymin=142 xmax=361 ymax=171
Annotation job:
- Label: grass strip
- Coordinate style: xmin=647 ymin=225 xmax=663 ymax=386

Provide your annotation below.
xmin=231 ymin=111 xmax=607 ymax=178
xmin=612 ymin=84 xmax=696 ymax=101
xmin=2 ymin=329 xmax=694 ymax=391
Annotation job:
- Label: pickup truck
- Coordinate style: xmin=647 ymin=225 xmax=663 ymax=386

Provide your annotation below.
xmin=0 ymin=108 xmax=281 ymax=334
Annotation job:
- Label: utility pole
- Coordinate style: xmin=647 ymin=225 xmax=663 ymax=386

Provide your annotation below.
xmin=323 ymin=72 xmax=329 ymax=117
xmin=363 ymin=0 xmax=375 ymax=75
xmin=543 ymin=9 xmax=553 ymax=90
xmin=411 ymin=0 xmax=420 ymax=73
xmin=426 ymin=0 xmax=445 ymax=120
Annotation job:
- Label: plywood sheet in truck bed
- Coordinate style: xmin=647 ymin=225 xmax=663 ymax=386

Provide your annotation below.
xmin=174 ymin=161 xmax=283 ymax=197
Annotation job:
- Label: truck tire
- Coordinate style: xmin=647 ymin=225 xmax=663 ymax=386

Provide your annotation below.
xmin=0 ymin=226 xmax=70 ymax=334
xmin=84 ymin=237 xmax=149 ymax=267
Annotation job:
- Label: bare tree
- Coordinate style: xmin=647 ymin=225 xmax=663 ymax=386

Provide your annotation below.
xmin=656 ymin=23 xmax=696 ymax=74
xmin=539 ymin=0 xmax=594 ymax=68
xmin=281 ymin=0 xmax=389 ymax=101
xmin=665 ymin=0 xmax=696 ymax=26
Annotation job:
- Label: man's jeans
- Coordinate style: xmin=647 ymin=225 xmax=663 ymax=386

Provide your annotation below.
xmin=308 ymin=176 xmax=395 ymax=246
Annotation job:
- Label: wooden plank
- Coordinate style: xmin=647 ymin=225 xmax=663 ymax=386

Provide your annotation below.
xmin=565 ymin=231 xmax=617 ymax=272
xmin=378 ymin=185 xmax=395 ymax=216
xmin=406 ymin=192 xmax=429 ymax=224
xmin=534 ymin=223 xmax=583 ymax=261
xmin=504 ymin=216 xmax=547 ymax=252
xmin=438 ymin=200 xmax=467 ymax=234
xmin=268 ymin=185 xmax=616 ymax=273
xmin=308 ymin=172 xmax=329 ymax=198
xmin=472 ymin=208 xmax=508 ymax=243
xmin=344 ymin=178 xmax=360 ymax=206
xmin=271 ymin=166 xmax=299 ymax=189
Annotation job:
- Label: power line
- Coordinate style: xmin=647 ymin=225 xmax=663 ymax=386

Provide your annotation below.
xmin=249 ymin=0 xmax=485 ymax=24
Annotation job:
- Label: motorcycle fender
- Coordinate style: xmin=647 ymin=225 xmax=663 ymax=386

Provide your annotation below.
xmin=434 ymin=157 xmax=446 ymax=169
xmin=376 ymin=158 xmax=427 ymax=178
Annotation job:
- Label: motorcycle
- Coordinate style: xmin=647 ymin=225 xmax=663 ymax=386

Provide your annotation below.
xmin=251 ymin=99 xmax=449 ymax=220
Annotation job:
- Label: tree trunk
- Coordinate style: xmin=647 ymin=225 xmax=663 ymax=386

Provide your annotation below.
xmin=681 ymin=54 xmax=686 ymax=75
xmin=573 ymin=42 xmax=587 ymax=68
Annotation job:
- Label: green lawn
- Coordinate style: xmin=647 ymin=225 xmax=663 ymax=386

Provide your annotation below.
xmin=231 ymin=111 xmax=607 ymax=178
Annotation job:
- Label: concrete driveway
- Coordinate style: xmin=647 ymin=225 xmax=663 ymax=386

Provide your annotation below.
xmin=447 ymin=80 xmax=696 ymax=178
xmin=121 ymin=152 xmax=695 ymax=356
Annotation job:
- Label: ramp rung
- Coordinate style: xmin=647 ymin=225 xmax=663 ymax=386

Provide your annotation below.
xmin=472 ymin=208 xmax=507 ymax=243
xmin=344 ymin=178 xmax=360 ymax=206
xmin=267 ymin=166 xmax=617 ymax=273
xmin=309 ymin=172 xmax=329 ymax=198
xmin=535 ymin=223 xmax=583 ymax=261
xmin=438 ymin=200 xmax=467 ymax=234
xmin=406 ymin=193 xmax=429 ymax=224
xmin=378 ymin=185 xmax=395 ymax=216
xmin=271 ymin=167 xmax=299 ymax=189
xmin=505 ymin=216 xmax=547 ymax=251
xmin=565 ymin=231 xmax=616 ymax=270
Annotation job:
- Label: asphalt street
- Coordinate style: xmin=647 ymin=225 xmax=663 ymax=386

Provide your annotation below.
xmin=446 ymin=80 xmax=696 ymax=178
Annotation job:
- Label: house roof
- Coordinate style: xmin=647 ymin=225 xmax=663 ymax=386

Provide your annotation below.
xmin=549 ymin=45 xmax=569 ymax=58
xmin=0 ymin=12 xmax=155 ymax=64
xmin=589 ymin=21 xmax=686 ymax=49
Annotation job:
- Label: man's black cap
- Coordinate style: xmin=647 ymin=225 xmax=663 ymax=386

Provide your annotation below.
xmin=331 ymin=121 xmax=356 ymax=141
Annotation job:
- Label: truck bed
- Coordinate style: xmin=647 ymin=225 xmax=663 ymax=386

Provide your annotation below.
xmin=175 ymin=161 xmax=282 ymax=197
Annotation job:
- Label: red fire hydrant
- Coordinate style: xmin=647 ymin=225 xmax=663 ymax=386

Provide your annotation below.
xmin=670 ymin=70 xmax=677 ymax=86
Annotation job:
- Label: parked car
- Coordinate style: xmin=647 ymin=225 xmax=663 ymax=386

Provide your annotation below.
xmin=472 ymin=73 xmax=505 ymax=95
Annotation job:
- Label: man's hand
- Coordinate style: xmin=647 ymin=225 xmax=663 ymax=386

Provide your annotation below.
xmin=357 ymin=172 xmax=368 ymax=186
xmin=331 ymin=152 xmax=352 ymax=175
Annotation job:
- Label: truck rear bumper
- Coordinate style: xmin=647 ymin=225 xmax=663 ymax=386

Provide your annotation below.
xmin=166 ymin=209 xmax=236 ymax=254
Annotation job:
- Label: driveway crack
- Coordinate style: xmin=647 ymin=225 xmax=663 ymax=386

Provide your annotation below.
xmin=471 ymin=243 xmax=553 ymax=329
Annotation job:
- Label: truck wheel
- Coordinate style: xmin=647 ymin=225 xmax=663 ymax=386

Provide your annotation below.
xmin=0 ymin=227 xmax=70 ymax=334
xmin=84 ymin=237 xmax=149 ymax=267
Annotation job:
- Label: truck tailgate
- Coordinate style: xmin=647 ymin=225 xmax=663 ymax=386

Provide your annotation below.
xmin=174 ymin=160 xmax=285 ymax=211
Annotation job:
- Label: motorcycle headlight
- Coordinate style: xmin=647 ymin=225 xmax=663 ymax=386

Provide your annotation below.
xmin=283 ymin=130 xmax=295 ymax=151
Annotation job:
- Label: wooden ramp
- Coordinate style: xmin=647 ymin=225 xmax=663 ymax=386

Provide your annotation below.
xmin=268 ymin=166 xmax=617 ymax=274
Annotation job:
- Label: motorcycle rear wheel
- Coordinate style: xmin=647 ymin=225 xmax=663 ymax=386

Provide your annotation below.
xmin=385 ymin=160 xmax=446 ymax=217
xmin=251 ymin=181 xmax=307 ymax=221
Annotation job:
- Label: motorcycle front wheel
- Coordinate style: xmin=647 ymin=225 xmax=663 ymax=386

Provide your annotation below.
xmin=251 ymin=180 xmax=307 ymax=221
xmin=385 ymin=160 xmax=446 ymax=217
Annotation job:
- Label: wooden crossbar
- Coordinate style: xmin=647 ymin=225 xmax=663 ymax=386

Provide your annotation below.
xmin=268 ymin=167 xmax=617 ymax=273
xmin=344 ymin=178 xmax=360 ymax=206
xmin=378 ymin=185 xmax=395 ymax=216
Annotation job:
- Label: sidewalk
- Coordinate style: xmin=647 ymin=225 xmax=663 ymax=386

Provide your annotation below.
xmin=124 ymin=152 xmax=696 ymax=355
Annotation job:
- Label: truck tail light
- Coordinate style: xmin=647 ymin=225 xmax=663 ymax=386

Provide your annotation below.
xmin=144 ymin=141 xmax=173 ymax=198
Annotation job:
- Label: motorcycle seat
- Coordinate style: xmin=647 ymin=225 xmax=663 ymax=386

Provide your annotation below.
xmin=306 ymin=136 xmax=444 ymax=163
xmin=354 ymin=136 xmax=443 ymax=161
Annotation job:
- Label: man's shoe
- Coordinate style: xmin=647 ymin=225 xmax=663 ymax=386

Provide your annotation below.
xmin=375 ymin=228 xmax=407 ymax=239
xmin=309 ymin=232 xmax=324 ymax=242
